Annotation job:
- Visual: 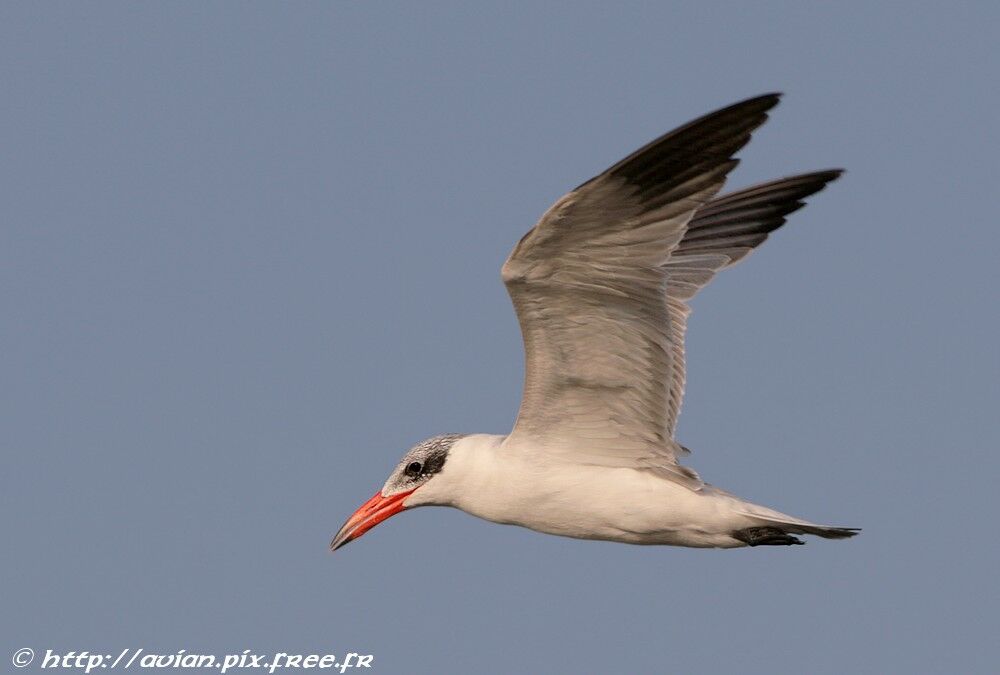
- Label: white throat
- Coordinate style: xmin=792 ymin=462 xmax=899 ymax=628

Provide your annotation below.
xmin=402 ymin=433 xmax=507 ymax=509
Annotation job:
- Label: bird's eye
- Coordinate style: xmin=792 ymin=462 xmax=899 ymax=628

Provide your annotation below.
xmin=405 ymin=461 xmax=422 ymax=477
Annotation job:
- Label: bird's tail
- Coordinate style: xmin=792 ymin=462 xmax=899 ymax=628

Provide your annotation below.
xmin=742 ymin=510 xmax=860 ymax=541
xmin=760 ymin=519 xmax=860 ymax=539
xmin=728 ymin=496 xmax=860 ymax=544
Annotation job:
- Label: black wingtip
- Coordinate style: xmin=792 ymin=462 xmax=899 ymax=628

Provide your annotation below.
xmin=827 ymin=527 xmax=862 ymax=539
xmin=598 ymin=93 xmax=785 ymax=195
xmin=794 ymin=169 xmax=846 ymax=197
xmin=731 ymin=91 xmax=783 ymax=111
xmin=815 ymin=168 xmax=846 ymax=181
xmin=700 ymin=92 xmax=783 ymax=123
xmin=792 ymin=168 xmax=845 ymax=193
xmin=746 ymin=91 xmax=783 ymax=105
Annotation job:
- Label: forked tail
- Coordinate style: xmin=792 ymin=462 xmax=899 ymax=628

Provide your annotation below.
xmin=732 ymin=500 xmax=860 ymax=546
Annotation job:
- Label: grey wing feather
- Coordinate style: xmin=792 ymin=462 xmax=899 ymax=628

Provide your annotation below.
xmin=501 ymin=93 xmax=840 ymax=488
xmin=661 ymin=170 xmax=843 ymax=436
xmin=677 ymin=169 xmax=844 ymax=264
xmin=501 ymin=95 xmax=778 ymax=484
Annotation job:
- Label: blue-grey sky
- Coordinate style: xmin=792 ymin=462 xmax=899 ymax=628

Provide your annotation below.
xmin=3 ymin=3 xmax=998 ymax=674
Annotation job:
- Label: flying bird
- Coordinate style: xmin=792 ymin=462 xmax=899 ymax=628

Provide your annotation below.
xmin=332 ymin=93 xmax=859 ymax=551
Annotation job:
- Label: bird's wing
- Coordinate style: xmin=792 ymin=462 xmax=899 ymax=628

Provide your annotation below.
xmin=501 ymin=93 xmax=838 ymax=486
xmin=657 ymin=169 xmax=843 ymax=438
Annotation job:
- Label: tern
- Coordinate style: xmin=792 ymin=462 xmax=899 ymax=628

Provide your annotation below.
xmin=332 ymin=93 xmax=859 ymax=551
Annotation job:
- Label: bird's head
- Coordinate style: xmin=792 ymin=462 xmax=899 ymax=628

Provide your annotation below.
xmin=330 ymin=433 xmax=464 ymax=551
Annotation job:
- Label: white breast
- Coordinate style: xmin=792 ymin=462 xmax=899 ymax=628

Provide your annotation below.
xmin=425 ymin=434 xmax=752 ymax=548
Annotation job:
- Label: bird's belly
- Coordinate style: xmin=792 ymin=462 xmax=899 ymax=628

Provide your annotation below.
xmin=456 ymin=464 xmax=743 ymax=548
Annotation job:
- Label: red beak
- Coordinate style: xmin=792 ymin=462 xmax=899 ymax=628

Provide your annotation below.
xmin=330 ymin=489 xmax=414 ymax=551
